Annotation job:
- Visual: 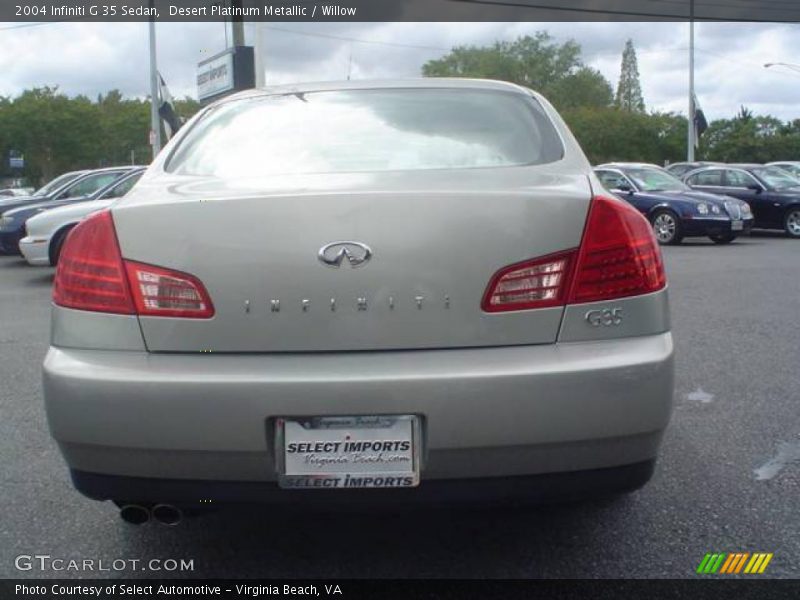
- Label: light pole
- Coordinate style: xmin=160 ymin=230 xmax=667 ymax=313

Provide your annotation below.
xmin=148 ymin=0 xmax=161 ymax=159
xmin=254 ymin=22 xmax=265 ymax=87
xmin=764 ymin=62 xmax=800 ymax=75
xmin=687 ymin=0 xmax=695 ymax=162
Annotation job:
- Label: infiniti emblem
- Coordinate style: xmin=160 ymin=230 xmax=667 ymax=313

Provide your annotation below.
xmin=318 ymin=241 xmax=373 ymax=268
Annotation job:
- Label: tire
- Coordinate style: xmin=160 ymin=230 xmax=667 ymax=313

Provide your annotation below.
xmin=650 ymin=209 xmax=683 ymax=245
xmin=784 ymin=207 xmax=800 ymax=238
xmin=49 ymin=226 xmax=74 ymax=266
xmin=709 ymin=233 xmax=737 ymax=244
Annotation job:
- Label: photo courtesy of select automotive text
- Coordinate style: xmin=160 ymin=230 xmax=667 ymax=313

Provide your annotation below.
xmin=1 ymin=0 xmax=799 ymax=598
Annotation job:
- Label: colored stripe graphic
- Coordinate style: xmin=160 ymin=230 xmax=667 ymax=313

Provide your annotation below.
xmin=758 ymin=553 xmax=773 ymax=573
xmin=712 ymin=554 xmax=726 ymax=573
xmin=719 ymin=553 xmax=738 ymax=574
xmin=719 ymin=554 xmax=736 ymax=574
xmin=734 ymin=553 xmax=750 ymax=574
xmin=745 ymin=554 xmax=763 ymax=574
xmin=701 ymin=552 xmax=774 ymax=575
xmin=701 ymin=554 xmax=726 ymax=574
xmin=697 ymin=554 xmax=713 ymax=574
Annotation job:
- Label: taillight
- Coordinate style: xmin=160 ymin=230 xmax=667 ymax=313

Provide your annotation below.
xmin=53 ymin=210 xmax=214 ymax=318
xmin=53 ymin=211 xmax=135 ymax=314
xmin=568 ymin=195 xmax=666 ymax=304
xmin=482 ymin=250 xmax=575 ymax=312
xmin=125 ymin=261 xmax=214 ymax=318
xmin=482 ymin=194 xmax=665 ymax=312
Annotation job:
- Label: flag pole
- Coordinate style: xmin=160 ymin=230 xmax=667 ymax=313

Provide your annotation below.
xmin=687 ymin=0 xmax=695 ymax=161
xmin=254 ymin=22 xmax=265 ymax=87
xmin=148 ymin=0 xmax=162 ymax=159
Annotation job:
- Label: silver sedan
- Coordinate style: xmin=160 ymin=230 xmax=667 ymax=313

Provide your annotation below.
xmin=43 ymin=79 xmax=674 ymax=524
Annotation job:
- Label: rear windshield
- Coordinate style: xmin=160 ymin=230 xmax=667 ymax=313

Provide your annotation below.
xmin=166 ymin=88 xmax=564 ymax=177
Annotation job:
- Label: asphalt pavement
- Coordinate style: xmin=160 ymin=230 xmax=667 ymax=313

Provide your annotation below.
xmin=1 ymin=232 xmax=798 ymax=579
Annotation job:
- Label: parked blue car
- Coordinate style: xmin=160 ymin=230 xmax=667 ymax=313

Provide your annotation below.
xmin=594 ymin=163 xmax=753 ymax=245
xmin=683 ymin=164 xmax=800 ymax=238
xmin=0 ymin=167 xmax=144 ymax=254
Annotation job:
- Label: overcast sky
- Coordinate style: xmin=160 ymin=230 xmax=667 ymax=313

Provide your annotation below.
xmin=2 ymin=21 xmax=800 ymax=121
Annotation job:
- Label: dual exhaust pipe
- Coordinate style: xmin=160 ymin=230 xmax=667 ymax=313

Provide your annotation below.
xmin=119 ymin=503 xmax=183 ymax=526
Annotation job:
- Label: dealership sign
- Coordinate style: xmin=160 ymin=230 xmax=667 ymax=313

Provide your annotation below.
xmin=197 ymin=52 xmax=233 ymax=100
xmin=9 ymin=151 xmax=23 ymax=169
xmin=197 ymin=46 xmax=255 ymax=104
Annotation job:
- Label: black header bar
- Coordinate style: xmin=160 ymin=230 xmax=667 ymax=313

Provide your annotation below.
xmin=5 ymin=0 xmax=800 ymax=23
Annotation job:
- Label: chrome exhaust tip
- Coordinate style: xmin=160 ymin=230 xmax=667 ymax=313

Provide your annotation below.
xmin=152 ymin=504 xmax=183 ymax=526
xmin=119 ymin=504 xmax=151 ymax=525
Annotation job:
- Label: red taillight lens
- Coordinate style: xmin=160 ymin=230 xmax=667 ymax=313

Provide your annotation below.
xmin=568 ymin=195 xmax=666 ymax=304
xmin=481 ymin=194 xmax=665 ymax=312
xmin=53 ymin=210 xmax=214 ymax=318
xmin=53 ymin=211 xmax=135 ymax=314
xmin=125 ymin=261 xmax=214 ymax=318
xmin=482 ymin=250 xmax=575 ymax=312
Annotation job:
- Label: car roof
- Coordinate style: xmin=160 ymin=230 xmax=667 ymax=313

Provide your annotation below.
xmin=594 ymin=163 xmax=665 ymax=170
xmin=683 ymin=165 xmax=723 ymax=175
xmin=725 ymin=163 xmax=764 ymax=169
xmin=220 ymin=78 xmax=535 ymax=105
xmin=82 ymin=165 xmax=145 ymax=174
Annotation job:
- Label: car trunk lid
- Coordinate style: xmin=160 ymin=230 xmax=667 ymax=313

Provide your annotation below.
xmin=112 ymin=168 xmax=591 ymax=352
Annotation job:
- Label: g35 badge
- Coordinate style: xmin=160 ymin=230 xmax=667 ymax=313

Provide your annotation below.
xmin=585 ymin=307 xmax=623 ymax=327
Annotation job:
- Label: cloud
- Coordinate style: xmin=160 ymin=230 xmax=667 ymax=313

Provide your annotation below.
xmin=0 ymin=20 xmax=799 ymax=121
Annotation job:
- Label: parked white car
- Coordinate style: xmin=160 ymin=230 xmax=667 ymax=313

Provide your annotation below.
xmin=20 ymin=199 xmax=112 ymax=265
xmin=19 ymin=170 xmax=143 ymax=266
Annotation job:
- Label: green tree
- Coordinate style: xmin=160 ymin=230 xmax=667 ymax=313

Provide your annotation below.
xmin=615 ymin=39 xmax=645 ymax=112
xmin=562 ymin=107 xmax=685 ymax=165
xmin=0 ymin=87 xmax=157 ymax=184
xmin=736 ymin=105 xmax=753 ymax=122
xmin=549 ymin=66 xmax=613 ymax=109
xmin=96 ymin=90 xmax=150 ymax=166
xmin=700 ymin=113 xmax=800 ymax=163
xmin=174 ymin=96 xmax=201 ymax=121
xmin=422 ymin=32 xmax=613 ymax=111
xmin=5 ymin=87 xmax=97 ymax=182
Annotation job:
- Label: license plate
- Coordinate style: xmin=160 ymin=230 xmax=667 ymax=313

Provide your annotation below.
xmin=276 ymin=415 xmax=421 ymax=489
xmin=732 ymin=220 xmax=743 ymax=231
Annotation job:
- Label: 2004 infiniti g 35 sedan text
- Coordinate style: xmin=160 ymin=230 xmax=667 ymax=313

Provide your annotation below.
xmin=43 ymin=79 xmax=674 ymax=523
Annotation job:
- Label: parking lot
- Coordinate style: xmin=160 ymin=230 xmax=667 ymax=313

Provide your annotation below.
xmin=1 ymin=232 xmax=798 ymax=579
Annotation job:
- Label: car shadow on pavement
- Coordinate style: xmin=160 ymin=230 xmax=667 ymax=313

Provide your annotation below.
xmin=23 ymin=272 xmax=54 ymax=287
xmin=111 ymin=495 xmax=635 ymax=578
xmin=748 ymin=231 xmax=793 ymax=243
xmin=676 ymin=231 xmax=788 ymax=247
xmin=0 ymin=256 xmax=31 ymax=267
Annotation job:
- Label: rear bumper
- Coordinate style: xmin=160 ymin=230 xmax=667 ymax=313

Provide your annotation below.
xmin=70 ymin=460 xmax=656 ymax=505
xmin=44 ymin=333 xmax=674 ymax=497
xmin=19 ymin=235 xmax=51 ymax=266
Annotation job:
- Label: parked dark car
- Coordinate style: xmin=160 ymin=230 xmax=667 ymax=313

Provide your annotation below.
xmin=665 ymin=161 xmax=723 ymax=178
xmin=595 ymin=163 xmax=753 ymax=245
xmin=766 ymin=161 xmax=800 ymax=179
xmin=0 ymin=167 xmax=140 ymax=216
xmin=683 ymin=164 xmax=800 ymax=238
xmin=0 ymin=167 xmax=143 ymax=254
